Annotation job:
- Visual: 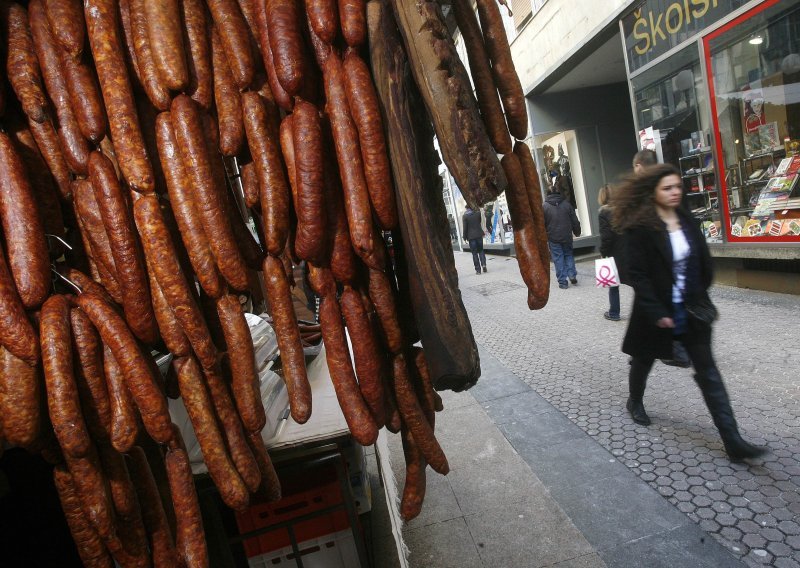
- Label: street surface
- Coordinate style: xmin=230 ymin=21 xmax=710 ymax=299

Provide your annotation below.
xmin=456 ymin=249 xmax=800 ymax=567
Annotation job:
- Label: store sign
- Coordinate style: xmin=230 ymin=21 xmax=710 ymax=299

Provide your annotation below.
xmin=622 ymin=0 xmax=747 ymax=72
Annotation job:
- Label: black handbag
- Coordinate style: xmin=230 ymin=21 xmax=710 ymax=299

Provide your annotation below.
xmin=686 ymin=297 xmax=718 ymax=324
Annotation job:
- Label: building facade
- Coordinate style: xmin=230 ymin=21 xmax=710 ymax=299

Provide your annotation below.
xmin=456 ymin=0 xmax=800 ymax=292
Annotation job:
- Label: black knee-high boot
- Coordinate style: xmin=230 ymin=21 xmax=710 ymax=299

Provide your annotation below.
xmin=627 ymin=357 xmax=652 ymax=425
xmin=697 ymin=368 xmax=766 ymax=461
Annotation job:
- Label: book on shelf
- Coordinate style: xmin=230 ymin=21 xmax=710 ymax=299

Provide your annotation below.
xmin=764 ymin=175 xmax=797 ymax=193
xmin=775 ymin=157 xmax=795 ymax=176
xmin=769 ymin=197 xmax=800 ymax=212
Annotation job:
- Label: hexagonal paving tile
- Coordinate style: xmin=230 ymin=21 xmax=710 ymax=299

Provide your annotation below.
xmin=457 ymin=254 xmax=800 ymax=568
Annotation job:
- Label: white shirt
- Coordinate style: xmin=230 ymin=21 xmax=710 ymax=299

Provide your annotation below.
xmin=669 ymin=229 xmax=690 ymax=303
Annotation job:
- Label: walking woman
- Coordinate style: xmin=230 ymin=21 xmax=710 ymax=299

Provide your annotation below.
xmin=598 ymin=184 xmax=627 ymax=320
xmin=612 ymin=164 xmax=766 ymax=461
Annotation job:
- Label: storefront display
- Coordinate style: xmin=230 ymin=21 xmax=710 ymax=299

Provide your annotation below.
xmin=624 ymin=0 xmax=800 ymax=247
xmin=629 ymin=42 xmax=724 ymax=242
xmin=705 ymin=0 xmax=800 ymax=241
xmin=534 ymin=130 xmax=593 ymax=238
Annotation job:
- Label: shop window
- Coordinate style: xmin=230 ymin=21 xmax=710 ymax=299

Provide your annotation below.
xmin=705 ymin=0 xmax=800 ymax=241
xmin=533 ymin=130 xmax=592 ymax=238
xmin=511 ymin=0 xmax=532 ymax=30
xmin=631 ymin=46 xmax=721 ymax=242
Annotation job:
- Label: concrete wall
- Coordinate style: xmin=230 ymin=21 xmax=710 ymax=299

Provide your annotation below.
xmin=511 ymin=0 xmax=631 ymax=92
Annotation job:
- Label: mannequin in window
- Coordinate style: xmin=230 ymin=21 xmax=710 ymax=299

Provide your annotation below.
xmin=557 ymin=143 xmax=571 ymax=178
xmin=542 ymin=145 xmax=556 ymax=174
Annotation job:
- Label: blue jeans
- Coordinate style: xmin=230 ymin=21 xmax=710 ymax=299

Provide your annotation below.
xmin=548 ymin=241 xmax=576 ymax=286
xmin=608 ymin=286 xmax=620 ymax=318
xmin=468 ymin=238 xmax=486 ymax=271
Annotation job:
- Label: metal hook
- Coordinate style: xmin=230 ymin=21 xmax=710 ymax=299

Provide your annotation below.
xmin=51 ymin=267 xmax=82 ymax=295
xmin=45 ymin=233 xmax=74 ymax=251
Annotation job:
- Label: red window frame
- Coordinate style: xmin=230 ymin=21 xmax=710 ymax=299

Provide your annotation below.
xmin=703 ymin=0 xmax=798 ymax=243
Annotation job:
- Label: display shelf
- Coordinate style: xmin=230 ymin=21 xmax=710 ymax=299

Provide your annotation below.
xmin=679 ymin=149 xmax=712 ymax=160
xmin=682 ymin=168 xmax=715 ymax=178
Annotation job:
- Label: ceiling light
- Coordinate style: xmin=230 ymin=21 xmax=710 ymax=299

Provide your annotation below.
xmin=749 ymin=35 xmax=763 ymax=45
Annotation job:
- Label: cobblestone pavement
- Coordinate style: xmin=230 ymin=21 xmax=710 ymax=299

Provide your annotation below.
xmin=455 ymin=250 xmax=800 ymax=568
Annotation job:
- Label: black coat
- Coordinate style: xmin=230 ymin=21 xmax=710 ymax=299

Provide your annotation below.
xmin=599 ymin=206 xmax=629 ymax=285
xmin=462 ymin=209 xmax=484 ymax=241
xmin=622 ymin=208 xmax=714 ymax=360
xmin=543 ymin=192 xmax=580 ymax=243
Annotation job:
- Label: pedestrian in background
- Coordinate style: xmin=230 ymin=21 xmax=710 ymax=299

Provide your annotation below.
xmin=462 ymin=206 xmax=487 ymax=275
xmin=632 ymin=148 xmax=658 ymax=173
xmin=612 ymin=164 xmax=765 ymax=460
xmin=543 ymin=177 xmax=581 ymax=289
xmin=598 ymin=184 xmax=627 ymax=320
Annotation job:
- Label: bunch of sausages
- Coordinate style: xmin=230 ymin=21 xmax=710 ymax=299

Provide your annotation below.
xmin=0 ymin=0 xmax=549 ymax=558
xmin=446 ymin=0 xmax=551 ymax=310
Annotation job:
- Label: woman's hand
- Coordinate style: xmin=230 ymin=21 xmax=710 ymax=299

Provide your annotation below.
xmin=656 ymin=317 xmax=675 ymax=329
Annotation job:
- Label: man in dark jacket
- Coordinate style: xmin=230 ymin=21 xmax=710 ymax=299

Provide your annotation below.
xmin=462 ymin=207 xmax=487 ymax=274
xmin=543 ymin=184 xmax=581 ymax=288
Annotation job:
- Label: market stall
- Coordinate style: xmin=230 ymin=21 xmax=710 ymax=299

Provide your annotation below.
xmin=0 ymin=1 xmax=550 ymax=566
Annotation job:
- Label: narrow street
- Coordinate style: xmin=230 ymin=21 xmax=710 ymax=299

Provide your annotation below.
xmin=371 ymin=250 xmax=800 ymax=567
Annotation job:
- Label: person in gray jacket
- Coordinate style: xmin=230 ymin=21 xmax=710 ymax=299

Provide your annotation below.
xmin=462 ymin=207 xmax=487 ymax=274
xmin=543 ymin=179 xmax=581 ymax=288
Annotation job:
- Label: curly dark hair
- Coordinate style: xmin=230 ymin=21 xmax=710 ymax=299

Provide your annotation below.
xmin=611 ymin=164 xmax=682 ymax=232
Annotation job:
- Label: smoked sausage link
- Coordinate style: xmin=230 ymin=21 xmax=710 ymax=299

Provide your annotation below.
xmin=475 ymin=0 xmax=528 ymax=140
xmin=176 ymin=356 xmax=250 ymax=511
xmin=307 ymin=0 xmax=338 ymax=45
xmin=133 ymin=194 xmax=219 ymax=369
xmin=392 ymin=352 xmax=449 ymax=475
xmin=323 ymin=52 xmax=375 ymax=262
xmin=206 ymin=0 xmax=254 ymax=90
xmin=317 ymin=294 xmax=379 ymax=446
xmin=43 ymin=0 xmax=85 ymax=59
xmin=216 ymin=294 xmax=265 ymax=433
xmin=339 ymin=286 xmax=386 ymax=428
xmin=155 ymin=111 xmax=225 ymax=298
xmin=102 ymin=344 xmax=140 ymax=454
xmin=41 ymin=294 xmax=92 ymax=459
xmin=212 ymin=27 xmax=244 ymax=157
xmin=2 ymin=3 xmax=48 ymax=123
xmin=181 ymin=0 xmax=213 ymax=110
xmin=338 ymin=0 xmax=366 ymax=47
xmin=53 ymin=466 xmax=114 ymax=568
xmin=0 ymin=132 xmax=51 ymax=309
xmin=28 ymin=0 xmax=91 ymax=175
xmin=171 ymin=94 xmax=249 ymax=291
xmin=0 ymin=346 xmax=42 ymax=448
xmin=265 ymin=0 xmax=306 ymax=96
xmin=241 ymin=91 xmax=291 ymax=256
xmin=165 ymin=447 xmax=209 ymax=568
xmin=450 ymin=0 xmax=512 ymax=153
xmin=263 ymin=255 xmax=311 ymax=423
xmin=291 ymin=98 xmax=327 ymax=263
xmin=501 ymin=153 xmax=549 ymax=309
xmin=342 ymin=50 xmax=398 ymax=230
xmin=70 ymin=307 xmax=113 ymax=443
xmin=89 ymin=151 xmax=159 ymax=344
xmin=127 ymin=446 xmax=180 ymax=568
xmin=85 ymin=0 xmax=156 ymax=192
xmin=203 ymin=362 xmax=262 ymax=494
xmin=77 ymin=292 xmax=173 ymax=444
xmin=144 ymin=0 xmax=189 ymax=91
xmin=129 ymin=0 xmax=172 ymax=111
